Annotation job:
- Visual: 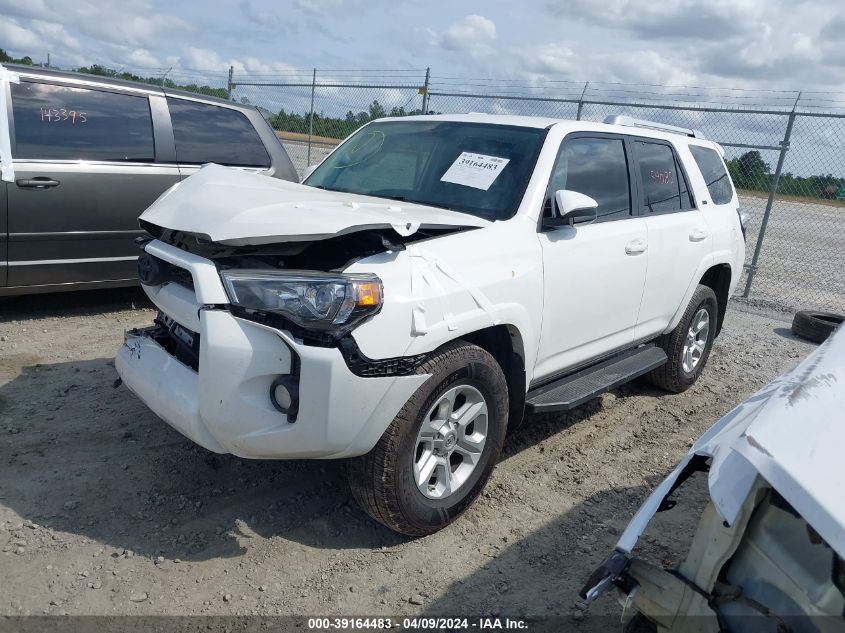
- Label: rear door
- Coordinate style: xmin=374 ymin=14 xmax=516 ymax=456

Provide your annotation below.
xmin=6 ymin=78 xmax=179 ymax=290
xmin=165 ymin=97 xmax=272 ymax=180
xmin=632 ymin=139 xmax=712 ymax=339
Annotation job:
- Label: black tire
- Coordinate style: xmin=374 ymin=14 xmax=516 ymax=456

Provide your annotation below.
xmin=791 ymin=310 xmax=843 ymax=344
xmin=348 ymin=340 xmax=508 ymax=536
xmin=648 ymin=284 xmax=718 ymax=393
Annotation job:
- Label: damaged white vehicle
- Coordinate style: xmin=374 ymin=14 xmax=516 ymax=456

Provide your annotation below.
xmin=582 ymin=325 xmax=845 ymax=632
xmin=116 ymin=114 xmax=746 ymax=535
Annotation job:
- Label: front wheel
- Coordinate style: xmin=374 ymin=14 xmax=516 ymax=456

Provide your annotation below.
xmin=647 ymin=284 xmax=718 ymax=393
xmin=347 ymin=341 xmax=508 ymax=536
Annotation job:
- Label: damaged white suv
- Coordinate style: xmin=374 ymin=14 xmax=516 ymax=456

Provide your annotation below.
xmin=116 ymin=114 xmax=746 ymax=535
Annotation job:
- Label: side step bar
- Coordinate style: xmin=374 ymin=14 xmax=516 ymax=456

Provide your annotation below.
xmin=526 ymin=345 xmax=667 ymax=413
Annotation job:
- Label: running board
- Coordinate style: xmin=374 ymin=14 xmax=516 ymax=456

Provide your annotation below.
xmin=526 ymin=345 xmax=667 ymax=413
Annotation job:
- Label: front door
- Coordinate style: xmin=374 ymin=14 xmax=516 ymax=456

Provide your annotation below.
xmin=534 ymin=134 xmax=648 ymax=382
xmin=6 ymin=78 xmax=179 ymax=290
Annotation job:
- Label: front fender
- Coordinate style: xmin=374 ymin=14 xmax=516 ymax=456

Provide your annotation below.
xmin=346 ymin=221 xmax=544 ymax=386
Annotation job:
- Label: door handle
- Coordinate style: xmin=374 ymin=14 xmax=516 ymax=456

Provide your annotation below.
xmin=625 ymin=239 xmax=647 ymax=255
xmin=16 ymin=177 xmax=60 ymax=189
xmin=689 ymin=229 xmax=709 ymax=242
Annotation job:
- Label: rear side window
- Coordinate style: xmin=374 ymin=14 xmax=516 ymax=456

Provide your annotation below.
xmin=636 ymin=141 xmax=693 ymax=214
xmin=690 ymin=145 xmax=733 ymax=204
xmin=549 ymin=137 xmax=631 ymax=222
xmin=167 ymin=98 xmax=270 ymax=167
xmin=11 ymin=80 xmax=154 ymax=161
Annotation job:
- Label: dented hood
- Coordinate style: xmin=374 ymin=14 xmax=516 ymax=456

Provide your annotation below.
xmin=140 ymin=164 xmax=491 ymax=245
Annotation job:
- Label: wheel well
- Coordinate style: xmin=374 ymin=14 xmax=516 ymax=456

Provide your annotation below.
xmin=460 ymin=325 xmax=526 ymax=430
xmin=700 ymin=264 xmax=731 ymax=336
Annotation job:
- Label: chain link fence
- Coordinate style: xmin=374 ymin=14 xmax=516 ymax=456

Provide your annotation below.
xmin=91 ymin=65 xmax=844 ymax=315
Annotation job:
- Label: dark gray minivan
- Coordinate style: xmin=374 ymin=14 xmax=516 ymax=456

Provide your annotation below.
xmin=0 ymin=65 xmax=298 ymax=296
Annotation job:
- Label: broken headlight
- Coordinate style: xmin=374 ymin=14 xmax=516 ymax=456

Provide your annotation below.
xmin=220 ymin=270 xmax=382 ymax=334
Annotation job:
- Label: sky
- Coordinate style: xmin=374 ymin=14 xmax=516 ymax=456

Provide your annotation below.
xmin=1 ymin=0 xmax=843 ymax=178
xmin=1 ymin=0 xmax=843 ymax=93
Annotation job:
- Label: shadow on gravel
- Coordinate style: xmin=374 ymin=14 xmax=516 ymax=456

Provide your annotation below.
xmin=0 ymin=287 xmax=151 ymax=324
xmin=0 ymin=356 xmax=408 ymax=563
xmin=421 ymin=472 xmax=710 ymax=630
xmin=503 ymin=379 xmax=664 ymax=459
xmin=0 ymin=349 xmax=662 ymax=564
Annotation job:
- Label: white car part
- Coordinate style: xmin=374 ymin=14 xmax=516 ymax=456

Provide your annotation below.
xmin=585 ymin=326 xmax=845 ymax=607
xmin=0 ymin=64 xmax=20 ymax=183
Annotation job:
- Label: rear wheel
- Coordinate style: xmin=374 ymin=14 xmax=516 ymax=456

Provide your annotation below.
xmin=648 ymin=284 xmax=718 ymax=393
xmin=348 ymin=341 xmax=508 ymax=536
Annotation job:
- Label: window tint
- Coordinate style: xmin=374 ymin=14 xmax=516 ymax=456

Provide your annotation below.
xmin=167 ymin=98 xmax=270 ymax=167
xmin=636 ymin=141 xmax=689 ymax=214
xmin=690 ymin=145 xmax=733 ymax=204
xmin=11 ymin=80 xmax=154 ymax=161
xmin=549 ymin=137 xmax=631 ymax=222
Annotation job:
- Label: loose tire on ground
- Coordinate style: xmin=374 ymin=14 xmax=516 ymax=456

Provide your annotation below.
xmin=791 ymin=310 xmax=843 ymax=344
xmin=648 ymin=284 xmax=718 ymax=393
xmin=348 ymin=340 xmax=508 ymax=536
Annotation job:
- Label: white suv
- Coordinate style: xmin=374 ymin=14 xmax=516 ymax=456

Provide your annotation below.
xmin=116 ymin=113 xmax=746 ymax=535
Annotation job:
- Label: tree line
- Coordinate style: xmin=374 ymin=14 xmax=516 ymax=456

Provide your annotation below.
xmin=267 ymin=101 xmax=424 ymax=140
xmin=727 ymin=150 xmax=844 ymax=200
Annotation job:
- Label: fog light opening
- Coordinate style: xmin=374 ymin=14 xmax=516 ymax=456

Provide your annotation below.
xmin=270 ymin=376 xmax=299 ymax=422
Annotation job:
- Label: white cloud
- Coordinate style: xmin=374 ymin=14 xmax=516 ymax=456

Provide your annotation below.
xmin=0 ymin=18 xmax=43 ymax=51
xmin=428 ymin=14 xmax=497 ymax=60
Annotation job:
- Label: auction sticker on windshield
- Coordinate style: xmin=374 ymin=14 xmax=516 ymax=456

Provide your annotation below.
xmin=440 ymin=152 xmax=510 ymax=190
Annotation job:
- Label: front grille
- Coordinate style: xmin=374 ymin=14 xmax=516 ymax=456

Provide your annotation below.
xmin=138 ymin=252 xmax=194 ymax=291
xmin=143 ymin=314 xmax=201 ymax=371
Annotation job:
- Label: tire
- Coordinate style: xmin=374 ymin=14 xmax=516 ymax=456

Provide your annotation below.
xmin=348 ymin=340 xmax=509 ymax=536
xmin=791 ymin=310 xmax=843 ymax=344
xmin=648 ymin=284 xmax=718 ymax=393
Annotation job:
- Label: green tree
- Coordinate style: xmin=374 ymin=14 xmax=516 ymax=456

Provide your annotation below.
xmin=0 ymin=49 xmax=34 ymax=65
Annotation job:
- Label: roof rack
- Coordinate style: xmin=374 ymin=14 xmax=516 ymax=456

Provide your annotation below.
xmin=603 ymin=115 xmax=706 ymax=139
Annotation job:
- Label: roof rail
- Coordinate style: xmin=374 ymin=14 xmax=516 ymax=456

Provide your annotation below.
xmin=603 ymin=115 xmax=706 ymax=139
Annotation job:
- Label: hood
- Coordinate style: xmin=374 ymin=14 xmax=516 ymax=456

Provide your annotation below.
xmin=583 ymin=324 xmax=845 ymax=601
xmin=140 ymin=164 xmax=491 ymax=246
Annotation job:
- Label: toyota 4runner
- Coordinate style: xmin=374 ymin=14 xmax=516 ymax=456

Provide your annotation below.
xmin=116 ymin=113 xmax=747 ymax=535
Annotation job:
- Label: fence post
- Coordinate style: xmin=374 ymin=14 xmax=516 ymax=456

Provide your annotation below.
xmin=742 ymin=92 xmax=801 ymax=298
xmin=575 ymin=81 xmax=589 ymax=120
xmin=226 ymin=65 xmax=234 ymax=101
xmin=421 ymin=67 xmax=430 ymax=114
xmin=307 ymin=68 xmax=316 ymax=166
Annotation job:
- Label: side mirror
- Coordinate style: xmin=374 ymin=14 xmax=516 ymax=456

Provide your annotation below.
xmin=542 ymin=190 xmax=598 ymax=229
xmin=301 ymin=164 xmax=319 ymax=182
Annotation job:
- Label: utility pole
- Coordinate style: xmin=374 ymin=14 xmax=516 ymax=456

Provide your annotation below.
xmin=227 ymin=65 xmax=234 ymax=101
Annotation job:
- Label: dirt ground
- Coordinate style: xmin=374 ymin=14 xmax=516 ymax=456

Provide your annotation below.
xmin=0 ymin=288 xmax=817 ymax=620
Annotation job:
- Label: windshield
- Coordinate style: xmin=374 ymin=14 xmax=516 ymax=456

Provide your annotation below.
xmin=304 ymin=120 xmax=546 ymax=221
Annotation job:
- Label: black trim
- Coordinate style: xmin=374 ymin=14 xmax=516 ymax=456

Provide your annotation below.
xmin=337 ymin=336 xmax=429 ymax=377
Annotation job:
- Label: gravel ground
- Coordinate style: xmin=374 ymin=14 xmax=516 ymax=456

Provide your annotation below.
xmin=0 ymin=289 xmax=818 ymax=619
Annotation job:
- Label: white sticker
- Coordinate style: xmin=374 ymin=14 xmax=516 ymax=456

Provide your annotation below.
xmin=440 ymin=152 xmax=510 ymax=191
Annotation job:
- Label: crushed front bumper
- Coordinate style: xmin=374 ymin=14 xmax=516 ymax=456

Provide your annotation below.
xmin=116 ymin=240 xmax=429 ymax=460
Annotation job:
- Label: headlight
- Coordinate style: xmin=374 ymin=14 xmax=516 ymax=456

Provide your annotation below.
xmin=220 ymin=270 xmax=383 ymax=334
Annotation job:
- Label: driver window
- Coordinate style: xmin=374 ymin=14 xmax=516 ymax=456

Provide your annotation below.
xmin=548 ymin=137 xmax=632 ymax=222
